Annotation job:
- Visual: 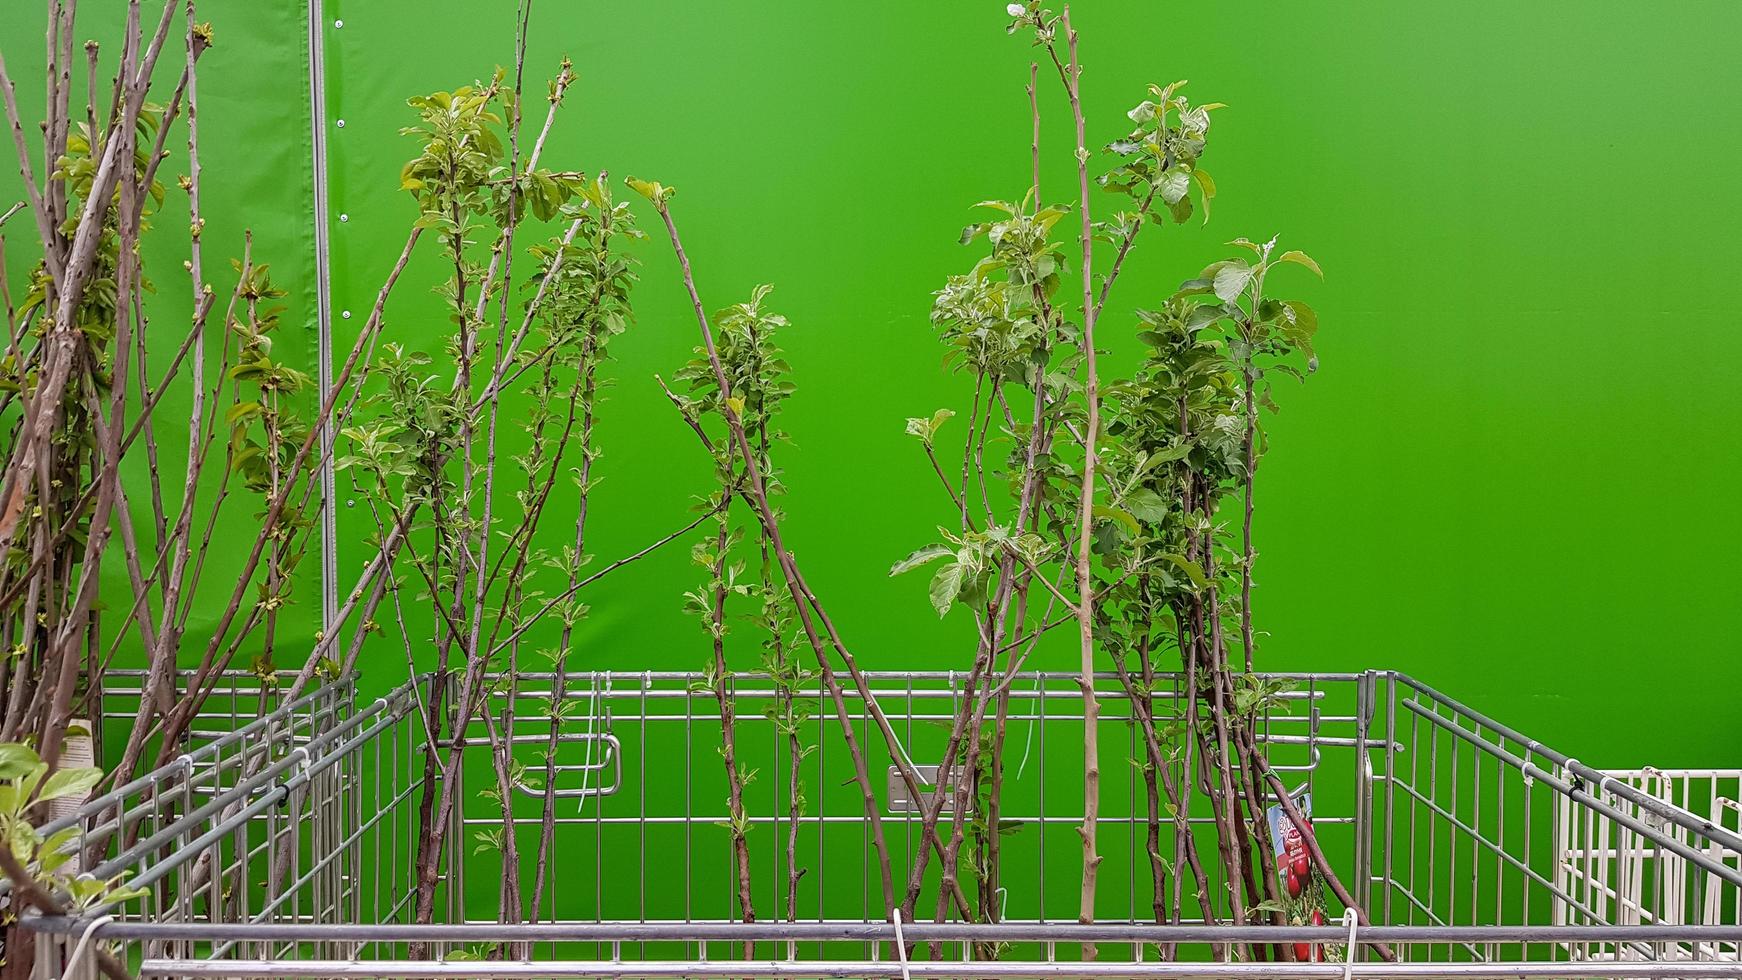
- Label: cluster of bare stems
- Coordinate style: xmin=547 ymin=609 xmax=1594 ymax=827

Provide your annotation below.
xmin=0 ymin=1 xmax=1385 ymax=976
xmin=640 ymin=2 xmax=1385 ymax=967
xmin=0 ymin=2 xmax=691 ymax=974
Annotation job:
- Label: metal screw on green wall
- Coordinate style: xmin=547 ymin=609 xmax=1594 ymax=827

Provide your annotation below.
xmin=336 ymin=119 xmax=346 ymax=129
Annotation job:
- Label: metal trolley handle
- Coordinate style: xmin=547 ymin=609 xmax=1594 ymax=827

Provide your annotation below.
xmin=510 ymin=731 xmax=623 ymax=799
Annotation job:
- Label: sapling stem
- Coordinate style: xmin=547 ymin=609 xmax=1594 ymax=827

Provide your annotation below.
xmin=656 ymin=371 xmax=977 ymax=924
xmin=706 ymin=440 xmax=759 ymax=953
xmin=645 ymin=208 xmax=906 ymax=912
xmin=1055 ymin=10 xmax=1105 ymax=952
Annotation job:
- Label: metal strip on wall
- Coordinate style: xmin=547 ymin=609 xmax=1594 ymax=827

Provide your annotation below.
xmin=305 ymin=0 xmax=338 ymax=629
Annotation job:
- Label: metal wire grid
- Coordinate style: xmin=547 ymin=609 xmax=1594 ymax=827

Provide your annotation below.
xmin=97 ymin=672 xmax=371 ymax=939
xmin=1362 ymin=673 xmax=1742 ymax=968
xmin=18 ymin=668 xmax=1742 ymax=977
xmin=446 ymin=670 xmax=1347 ymax=942
xmin=1554 ymin=768 xmax=1742 ymax=942
xmin=12 ymin=671 xmax=437 ymax=971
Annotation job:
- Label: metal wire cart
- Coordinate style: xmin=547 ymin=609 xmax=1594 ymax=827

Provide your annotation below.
xmin=18 ymin=669 xmax=1742 ymax=977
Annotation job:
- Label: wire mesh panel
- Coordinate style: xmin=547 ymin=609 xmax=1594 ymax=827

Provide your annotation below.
xmin=1553 ymin=768 xmax=1742 ymax=963
xmin=1364 ymin=673 xmax=1742 ymax=969
xmin=18 ymin=669 xmax=1742 ymax=977
xmin=12 ymin=671 xmax=430 ymax=976
xmin=90 ymin=669 xmax=367 ymax=939
xmin=444 ymin=671 xmax=1352 ymax=958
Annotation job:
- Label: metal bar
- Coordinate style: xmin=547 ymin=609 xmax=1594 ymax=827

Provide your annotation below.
xmin=455 ymin=814 xmax=1358 ymax=830
xmin=135 ymin=959 xmax=1742 ymax=978
xmin=1401 ymin=698 xmax=1742 ymax=887
xmin=491 ymin=671 xmax=1367 ymax=683
xmin=1395 ymin=673 xmax=1742 ymax=855
xmin=306 ymin=0 xmax=338 ymax=627
xmin=34 ymin=918 xmax=1742 ymax=943
xmin=85 ymin=690 xmax=408 ymax=880
xmin=29 ymin=675 xmax=363 ymax=839
xmin=97 ymin=703 xmax=410 ymax=901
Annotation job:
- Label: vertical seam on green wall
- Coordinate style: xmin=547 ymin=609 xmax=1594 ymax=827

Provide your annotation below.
xmin=305 ymin=0 xmax=339 ymax=629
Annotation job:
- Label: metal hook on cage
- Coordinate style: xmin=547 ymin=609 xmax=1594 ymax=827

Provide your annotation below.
xmin=1597 ymin=772 xmax=1620 ymax=800
xmin=889 ymin=908 xmax=913 ymax=980
xmin=64 ymin=912 xmax=113 ymax=978
xmin=171 ymin=752 xmax=196 ymax=799
xmin=280 ymin=745 xmax=313 ymax=802
xmin=1340 ymin=907 xmax=1359 ymax=980
xmin=1519 ymin=741 xmax=1539 ymax=786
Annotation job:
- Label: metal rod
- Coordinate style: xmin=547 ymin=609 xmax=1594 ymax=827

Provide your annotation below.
xmin=306 ymin=0 xmax=339 ymax=628
xmin=1395 ymin=672 xmax=1742 ymax=855
xmin=30 ymin=918 xmax=1742 ymax=944
xmin=1402 ymin=698 xmax=1742 ymax=887
xmin=135 ymin=958 xmax=1742 ymax=979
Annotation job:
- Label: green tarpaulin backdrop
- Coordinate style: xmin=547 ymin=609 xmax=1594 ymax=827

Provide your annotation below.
xmin=3 ymin=0 xmax=1738 ymax=855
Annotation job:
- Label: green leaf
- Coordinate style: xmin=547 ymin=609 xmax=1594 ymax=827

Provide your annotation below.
xmin=1279 ymin=300 xmax=1319 ymax=342
xmin=1092 ymin=504 xmax=1140 ymax=538
xmin=1212 ymin=262 xmax=1254 ymax=303
xmin=1167 ymin=193 xmax=1192 ymax=225
xmin=1276 ymin=250 xmax=1323 ymax=278
xmin=1157 ymin=167 xmax=1191 ymax=206
xmin=929 ymin=562 xmax=964 ymax=618
xmin=1159 ymin=553 xmax=1208 ymax=590
xmin=1125 ymin=488 xmax=1169 ymax=523
xmin=624 ymin=176 xmax=673 ymax=204
xmin=37 ymin=766 xmax=101 ymax=803
xmin=1185 ymin=303 xmax=1230 ymax=331
xmin=890 ymin=544 xmax=952 ymax=577
xmin=38 ymin=827 xmax=79 ymax=872
xmin=1192 ymin=169 xmax=1215 ymax=224
xmin=101 ymin=885 xmax=150 ymax=906
xmin=903 ymin=409 xmax=954 ymax=446
xmin=225 ymin=401 xmax=262 ymax=426
xmin=1254 ymin=898 xmax=1289 ymax=915
xmin=0 ymin=743 xmax=41 ymax=780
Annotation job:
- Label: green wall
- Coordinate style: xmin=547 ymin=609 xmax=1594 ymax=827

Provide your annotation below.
xmin=322 ymin=0 xmax=1742 ymax=765
xmin=0 ymin=2 xmax=326 ymax=685
xmin=6 ymin=0 xmax=1737 ymax=777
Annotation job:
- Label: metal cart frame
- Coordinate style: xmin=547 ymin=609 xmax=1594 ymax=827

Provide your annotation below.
xmin=19 ymin=669 xmax=1742 ymax=977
